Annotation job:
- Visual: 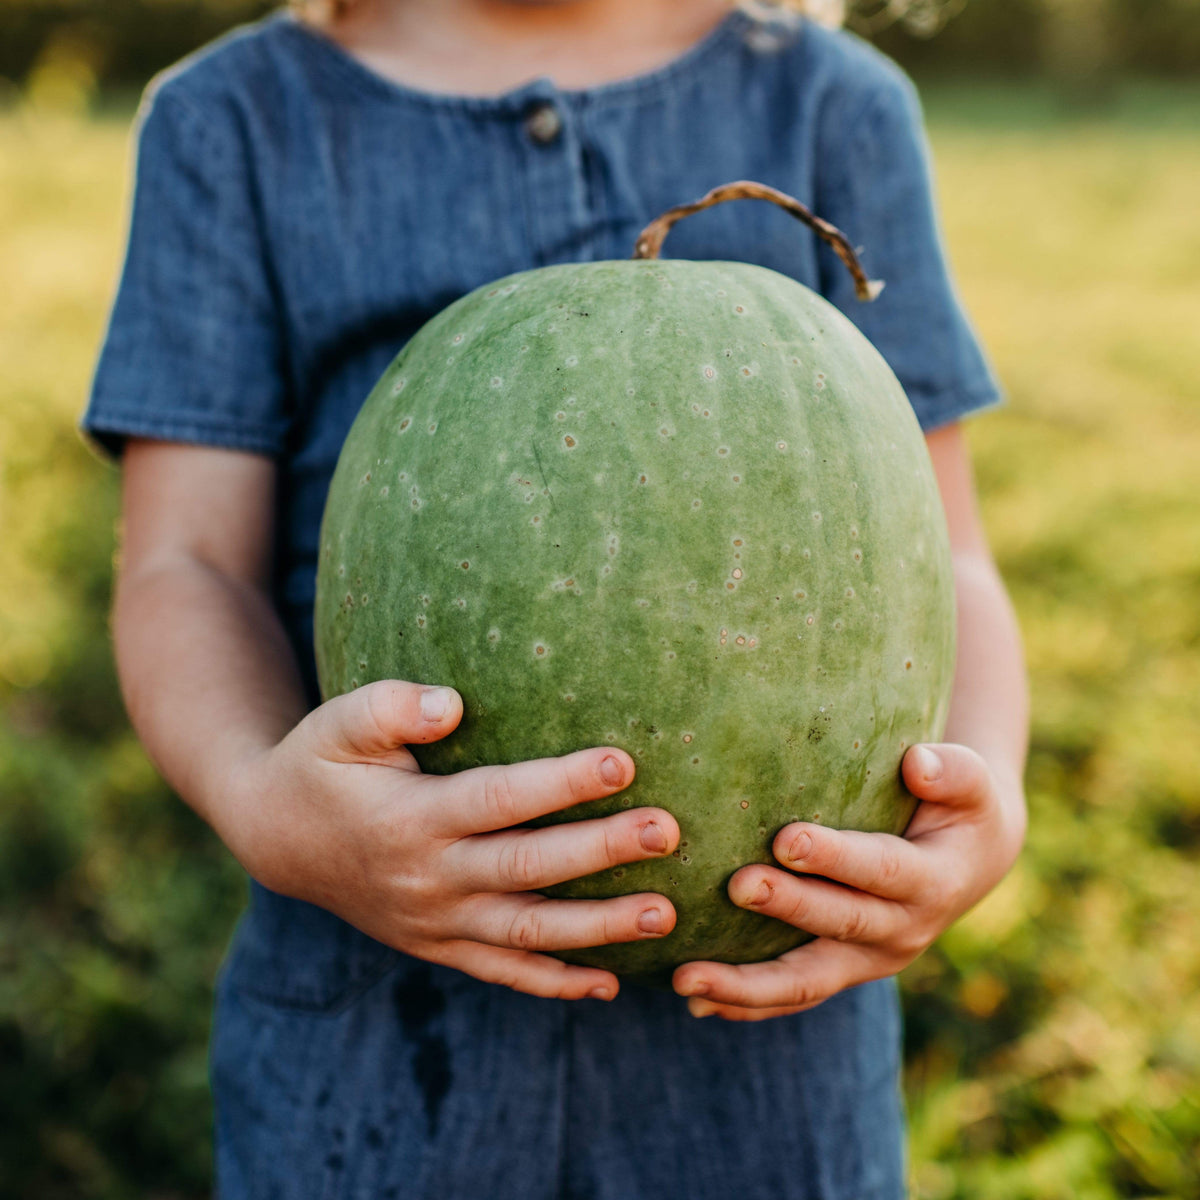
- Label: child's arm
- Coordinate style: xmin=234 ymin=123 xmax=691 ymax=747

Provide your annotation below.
xmin=116 ymin=438 xmax=682 ymax=1002
xmin=673 ymin=422 xmax=1029 ymax=1019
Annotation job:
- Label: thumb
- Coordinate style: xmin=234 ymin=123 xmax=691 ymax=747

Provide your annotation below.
xmin=901 ymin=742 xmax=993 ymax=809
xmin=311 ymin=679 xmax=463 ymax=761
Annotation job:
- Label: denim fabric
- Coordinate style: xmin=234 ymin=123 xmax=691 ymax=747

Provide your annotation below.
xmin=84 ymin=8 xmax=1000 ymax=1196
xmin=211 ymin=953 xmax=905 ymax=1200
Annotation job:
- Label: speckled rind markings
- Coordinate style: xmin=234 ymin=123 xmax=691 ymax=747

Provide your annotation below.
xmin=315 ymin=259 xmax=956 ymax=984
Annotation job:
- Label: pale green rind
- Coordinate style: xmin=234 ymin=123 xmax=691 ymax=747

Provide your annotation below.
xmin=315 ymin=259 xmax=955 ymax=983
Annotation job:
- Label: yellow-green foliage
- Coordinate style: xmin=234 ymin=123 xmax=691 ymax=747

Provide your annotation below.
xmin=0 ymin=86 xmax=1197 ymax=1198
xmin=904 ymin=86 xmax=1200 ymax=1200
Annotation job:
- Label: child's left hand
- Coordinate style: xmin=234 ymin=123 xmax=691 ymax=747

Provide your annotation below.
xmin=672 ymin=741 xmax=1026 ymax=1020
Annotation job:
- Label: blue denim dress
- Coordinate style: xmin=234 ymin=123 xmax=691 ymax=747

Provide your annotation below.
xmin=84 ymin=8 xmax=1000 ymax=1198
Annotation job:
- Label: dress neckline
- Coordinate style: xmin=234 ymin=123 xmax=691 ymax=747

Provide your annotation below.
xmin=275 ymin=7 xmax=760 ymax=113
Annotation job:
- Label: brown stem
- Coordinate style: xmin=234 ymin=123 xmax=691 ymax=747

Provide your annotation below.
xmin=631 ymin=180 xmax=884 ymax=302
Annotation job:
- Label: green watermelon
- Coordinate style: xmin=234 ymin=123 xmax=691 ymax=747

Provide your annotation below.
xmin=315 ymin=196 xmax=955 ymax=984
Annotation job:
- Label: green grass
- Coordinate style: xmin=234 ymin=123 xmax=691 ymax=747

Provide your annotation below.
xmin=1 ymin=84 xmax=1198 ymax=1198
xmin=904 ymin=83 xmax=1200 ymax=1200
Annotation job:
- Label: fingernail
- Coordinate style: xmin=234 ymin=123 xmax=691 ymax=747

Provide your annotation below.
xmin=678 ymin=979 xmax=709 ymax=997
xmin=639 ymin=821 xmax=668 ymax=854
xmin=785 ymin=830 xmax=813 ymax=863
xmin=588 ymin=987 xmax=613 ymax=1001
xmin=420 ymin=687 xmax=452 ymax=722
xmin=913 ymin=745 xmax=943 ymax=783
xmin=637 ymin=908 xmax=664 ymax=934
xmin=689 ymin=999 xmax=717 ymax=1018
xmin=599 ymin=755 xmax=625 ymax=786
xmin=747 ymin=879 xmax=772 ymax=907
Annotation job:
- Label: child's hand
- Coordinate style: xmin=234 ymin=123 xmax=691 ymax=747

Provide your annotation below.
xmin=226 ymin=679 xmax=680 ymax=1002
xmin=672 ymin=743 xmax=1026 ymax=1020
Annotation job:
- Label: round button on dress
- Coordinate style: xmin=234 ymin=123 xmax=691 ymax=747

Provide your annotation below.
xmin=524 ymin=101 xmax=563 ymax=145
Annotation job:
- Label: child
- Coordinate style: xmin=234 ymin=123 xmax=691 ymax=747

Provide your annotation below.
xmin=84 ymin=1 xmax=1029 ymax=1196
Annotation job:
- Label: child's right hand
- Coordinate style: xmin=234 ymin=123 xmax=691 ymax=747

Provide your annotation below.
xmin=224 ymin=678 xmax=678 ymax=1001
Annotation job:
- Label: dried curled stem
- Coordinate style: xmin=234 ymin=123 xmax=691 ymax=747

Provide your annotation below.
xmin=632 ymin=180 xmax=884 ymax=302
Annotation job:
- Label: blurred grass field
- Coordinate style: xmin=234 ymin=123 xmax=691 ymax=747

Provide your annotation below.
xmin=1 ymin=83 xmax=1198 ymax=1199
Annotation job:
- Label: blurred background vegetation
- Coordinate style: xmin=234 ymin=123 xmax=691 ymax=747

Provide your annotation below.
xmin=1 ymin=1 xmax=1198 ymax=1197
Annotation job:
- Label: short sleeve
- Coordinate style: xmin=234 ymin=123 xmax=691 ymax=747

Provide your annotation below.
xmin=81 ymin=81 xmax=290 ymax=459
xmin=814 ymin=68 xmax=1001 ymax=431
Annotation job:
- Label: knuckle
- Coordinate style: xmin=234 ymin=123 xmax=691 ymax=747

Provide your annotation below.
xmin=892 ymin=928 xmax=928 ymax=963
xmin=784 ymin=978 xmax=819 ymax=1008
xmin=363 ymin=680 xmax=400 ymax=735
xmin=481 ymin=770 xmax=522 ymax=828
xmin=938 ymin=866 xmax=972 ymax=912
xmin=877 ymin=843 xmax=905 ymax=888
xmin=486 ymin=962 xmax=525 ymax=992
xmin=498 ymin=836 xmax=542 ymax=890
xmin=836 ymin=907 xmax=872 ymax=943
xmin=418 ymin=938 xmax=456 ymax=967
xmin=399 ymin=866 xmax=441 ymax=912
xmin=508 ymin=906 xmax=545 ymax=951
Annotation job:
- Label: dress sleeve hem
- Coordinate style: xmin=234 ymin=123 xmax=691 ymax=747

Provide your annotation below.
xmin=78 ymin=407 xmax=288 ymax=462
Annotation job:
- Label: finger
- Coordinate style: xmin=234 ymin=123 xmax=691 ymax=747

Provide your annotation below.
xmin=771 ymin=823 xmax=930 ymax=903
xmin=902 ymin=743 xmax=993 ymax=809
xmin=425 ymin=747 xmax=636 ymax=837
xmin=673 ymin=939 xmax=878 ymax=1010
xmin=448 ymin=808 xmax=679 ymax=892
xmin=458 ymin=891 xmax=676 ymax=952
xmin=687 ymin=999 xmax=810 ymax=1022
xmin=311 ymin=679 xmax=463 ymax=762
xmin=435 ymin=940 xmax=621 ymax=1002
xmin=727 ymin=866 xmax=905 ymax=944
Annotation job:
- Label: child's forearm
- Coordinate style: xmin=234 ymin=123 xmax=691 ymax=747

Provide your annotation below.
xmin=944 ymin=548 xmax=1029 ymax=827
xmin=114 ymin=554 xmax=309 ymax=846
